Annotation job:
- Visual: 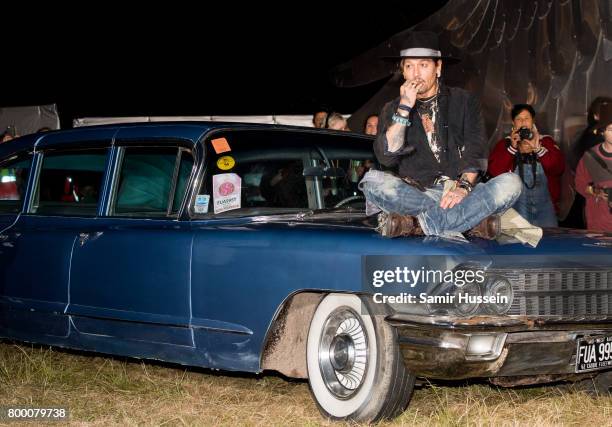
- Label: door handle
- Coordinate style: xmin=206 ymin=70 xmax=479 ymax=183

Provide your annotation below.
xmin=78 ymin=232 xmax=90 ymax=246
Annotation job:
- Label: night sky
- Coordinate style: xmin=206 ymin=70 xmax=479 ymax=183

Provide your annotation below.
xmin=5 ymin=2 xmax=447 ymax=128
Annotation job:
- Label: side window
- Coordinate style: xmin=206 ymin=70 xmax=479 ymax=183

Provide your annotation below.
xmin=113 ymin=147 xmax=194 ymax=217
xmin=32 ymin=149 xmax=108 ymax=216
xmin=0 ymin=153 xmax=32 ymax=214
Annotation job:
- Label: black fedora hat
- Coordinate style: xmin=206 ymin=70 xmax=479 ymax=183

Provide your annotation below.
xmin=383 ymin=31 xmax=459 ymax=63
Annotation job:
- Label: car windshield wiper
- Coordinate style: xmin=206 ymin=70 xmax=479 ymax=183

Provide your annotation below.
xmin=296 ymin=208 xmax=366 ymax=219
xmin=250 ymin=209 xmax=365 ymax=224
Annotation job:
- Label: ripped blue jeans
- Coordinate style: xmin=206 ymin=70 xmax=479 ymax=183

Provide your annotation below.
xmin=359 ymin=171 xmax=523 ymax=237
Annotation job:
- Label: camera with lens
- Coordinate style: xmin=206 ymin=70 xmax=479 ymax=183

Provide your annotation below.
xmin=518 ymin=127 xmax=533 ymax=140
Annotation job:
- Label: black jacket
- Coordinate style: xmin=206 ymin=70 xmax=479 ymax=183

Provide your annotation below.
xmin=373 ymin=85 xmax=488 ymax=187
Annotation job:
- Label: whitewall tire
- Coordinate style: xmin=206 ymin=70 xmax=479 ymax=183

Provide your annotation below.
xmin=306 ymin=293 xmax=415 ymax=422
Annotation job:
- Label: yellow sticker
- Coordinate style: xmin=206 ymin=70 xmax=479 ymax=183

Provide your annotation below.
xmin=217 ymin=155 xmax=235 ymax=171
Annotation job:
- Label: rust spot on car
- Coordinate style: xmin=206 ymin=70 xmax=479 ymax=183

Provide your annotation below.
xmin=261 ymin=293 xmax=324 ymax=379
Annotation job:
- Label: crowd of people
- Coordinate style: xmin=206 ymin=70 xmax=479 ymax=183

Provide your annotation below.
xmin=311 ymin=110 xmax=379 ymax=136
xmin=311 ymin=31 xmax=611 ymax=234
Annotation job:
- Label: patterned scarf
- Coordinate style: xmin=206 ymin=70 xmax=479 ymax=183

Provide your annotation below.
xmin=416 ymin=94 xmax=441 ymax=162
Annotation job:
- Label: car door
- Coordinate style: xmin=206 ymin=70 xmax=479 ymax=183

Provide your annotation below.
xmin=0 ymin=149 xmax=34 ymax=335
xmin=186 ymin=128 xmax=378 ymax=372
xmin=188 ymin=128 xmax=318 ymax=371
xmin=66 ymin=138 xmax=196 ymax=348
xmin=1 ymin=131 xmax=113 ymax=339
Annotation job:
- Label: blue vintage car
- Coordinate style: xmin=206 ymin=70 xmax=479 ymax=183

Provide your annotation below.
xmin=1 ymin=123 xmax=611 ymax=422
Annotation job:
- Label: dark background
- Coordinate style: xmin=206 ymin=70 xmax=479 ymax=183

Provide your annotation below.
xmin=3 ymin=2 xmax=447 ymax=128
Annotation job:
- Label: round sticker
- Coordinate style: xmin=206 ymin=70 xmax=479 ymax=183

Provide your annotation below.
xmin=217 ymin=155 xmax=235 ymax=171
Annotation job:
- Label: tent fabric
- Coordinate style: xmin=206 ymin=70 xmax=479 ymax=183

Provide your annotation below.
xmin=335 ymin=0 xmax=612 ymax=152
xmin=0 ymin=104 xmax=60 ymax=136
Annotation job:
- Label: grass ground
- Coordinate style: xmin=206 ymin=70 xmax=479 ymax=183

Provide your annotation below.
xmin=1 ymin=341 xmax=611 ymax=426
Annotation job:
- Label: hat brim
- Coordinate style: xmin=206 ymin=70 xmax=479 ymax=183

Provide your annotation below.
xmin=381 ymin=54 xmax=460 ymax=64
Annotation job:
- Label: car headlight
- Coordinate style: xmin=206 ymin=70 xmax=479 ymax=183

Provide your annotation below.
xmin=482 ymin=275 xmax=514 ymax=315
xmin=423 ymin=263 xmax=514 ymax=317
xmin=453 ymin=282 xmax=481 ymax=316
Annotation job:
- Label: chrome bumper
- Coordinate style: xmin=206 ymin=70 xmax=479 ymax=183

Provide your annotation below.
xmin=388 ymin=314 xmax=612 ymax=381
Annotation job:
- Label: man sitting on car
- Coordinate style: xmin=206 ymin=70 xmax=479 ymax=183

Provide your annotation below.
xmin=359 ymin=31 xmax=522 ymax=239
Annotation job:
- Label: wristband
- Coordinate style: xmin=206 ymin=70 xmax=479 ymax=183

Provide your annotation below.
xmin=456 ymin=178 xmax=473 ymax=193
xmin=398 ymin=104 xmax=412 ymax=112
xmin=391 ymin=114 xmax=411 ymax=126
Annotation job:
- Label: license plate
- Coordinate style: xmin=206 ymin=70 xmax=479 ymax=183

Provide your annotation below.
xmin=576 ymin=335 xmax=612 ymax=373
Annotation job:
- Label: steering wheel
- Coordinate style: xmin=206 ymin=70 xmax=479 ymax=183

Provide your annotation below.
xmin=333 ymin=195 xmax=366 ymax=208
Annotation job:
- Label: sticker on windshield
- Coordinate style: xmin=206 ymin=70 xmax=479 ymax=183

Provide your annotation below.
xmin=217 ymin=155 xmax=235 ymax=171
xmin=194 ymin=194 xmax=210 ymax=214
xmin=213 ymin=173 xmax=241 ymax=214
xmin=211 ymin=137 xmax=231 ymax=154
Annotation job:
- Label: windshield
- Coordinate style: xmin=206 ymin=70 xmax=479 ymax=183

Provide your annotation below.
xmin=196 ymin=129 xmax=376 ymax=217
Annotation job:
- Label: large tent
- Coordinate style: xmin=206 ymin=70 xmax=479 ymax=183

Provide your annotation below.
xmin=333 ymin=0 xmax=612 ymax=219
xmin=335 ymin=0 xmax=611 ymax=153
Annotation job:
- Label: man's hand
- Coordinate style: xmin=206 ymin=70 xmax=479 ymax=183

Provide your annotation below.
xmin=510 ymin=129 xmax=521 ymax=149
xmin=399 ymin=78 xmax=423 ymax=109
xmin=590 ymin=185 xmax=609 ymax=202
xmin=440 ymin=187 xmax=468 ymax=209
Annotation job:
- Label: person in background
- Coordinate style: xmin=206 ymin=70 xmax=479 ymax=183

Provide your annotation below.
xmin=0 ymin=132 xmax=13 ymax=143
xmin=1 ymin=126 xmax=17 ymax=143
xmin=312 ymin=110 xmax=328 ymax=129
xmin=363 ymin=114 xmax=378 ymax=136
xmin=488 ymin=104 xmax=565 ymax=227
xmin=327 ymin=112 xmax=349 ymax=131
xmin=571 ymin=97 xmax=612 ymax=170
xmin=563 ymin=97 xmax=612 ymax=229
xmin=575 ymin=109 xmax=612 ymax=232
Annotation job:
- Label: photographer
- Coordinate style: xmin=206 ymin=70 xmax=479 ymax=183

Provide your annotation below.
xmin=488 ymin=104 xmax=565 ymax=227
xmin=575 ymin=113 xmax=612 ymax=232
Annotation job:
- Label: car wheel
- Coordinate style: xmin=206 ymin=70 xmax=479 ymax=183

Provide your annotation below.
xmin=306 ymin=293 xmax=415 ymax=422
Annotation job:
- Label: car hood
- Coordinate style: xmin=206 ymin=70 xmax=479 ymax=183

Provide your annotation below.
xmin=248 ymin=211 xmax=612 ymax=256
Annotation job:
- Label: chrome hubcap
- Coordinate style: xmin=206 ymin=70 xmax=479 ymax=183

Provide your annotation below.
xmin=318 ymin=307 xmax=368 ymax=398
xmin=330 ymin=333 xmax=355 ymax=373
